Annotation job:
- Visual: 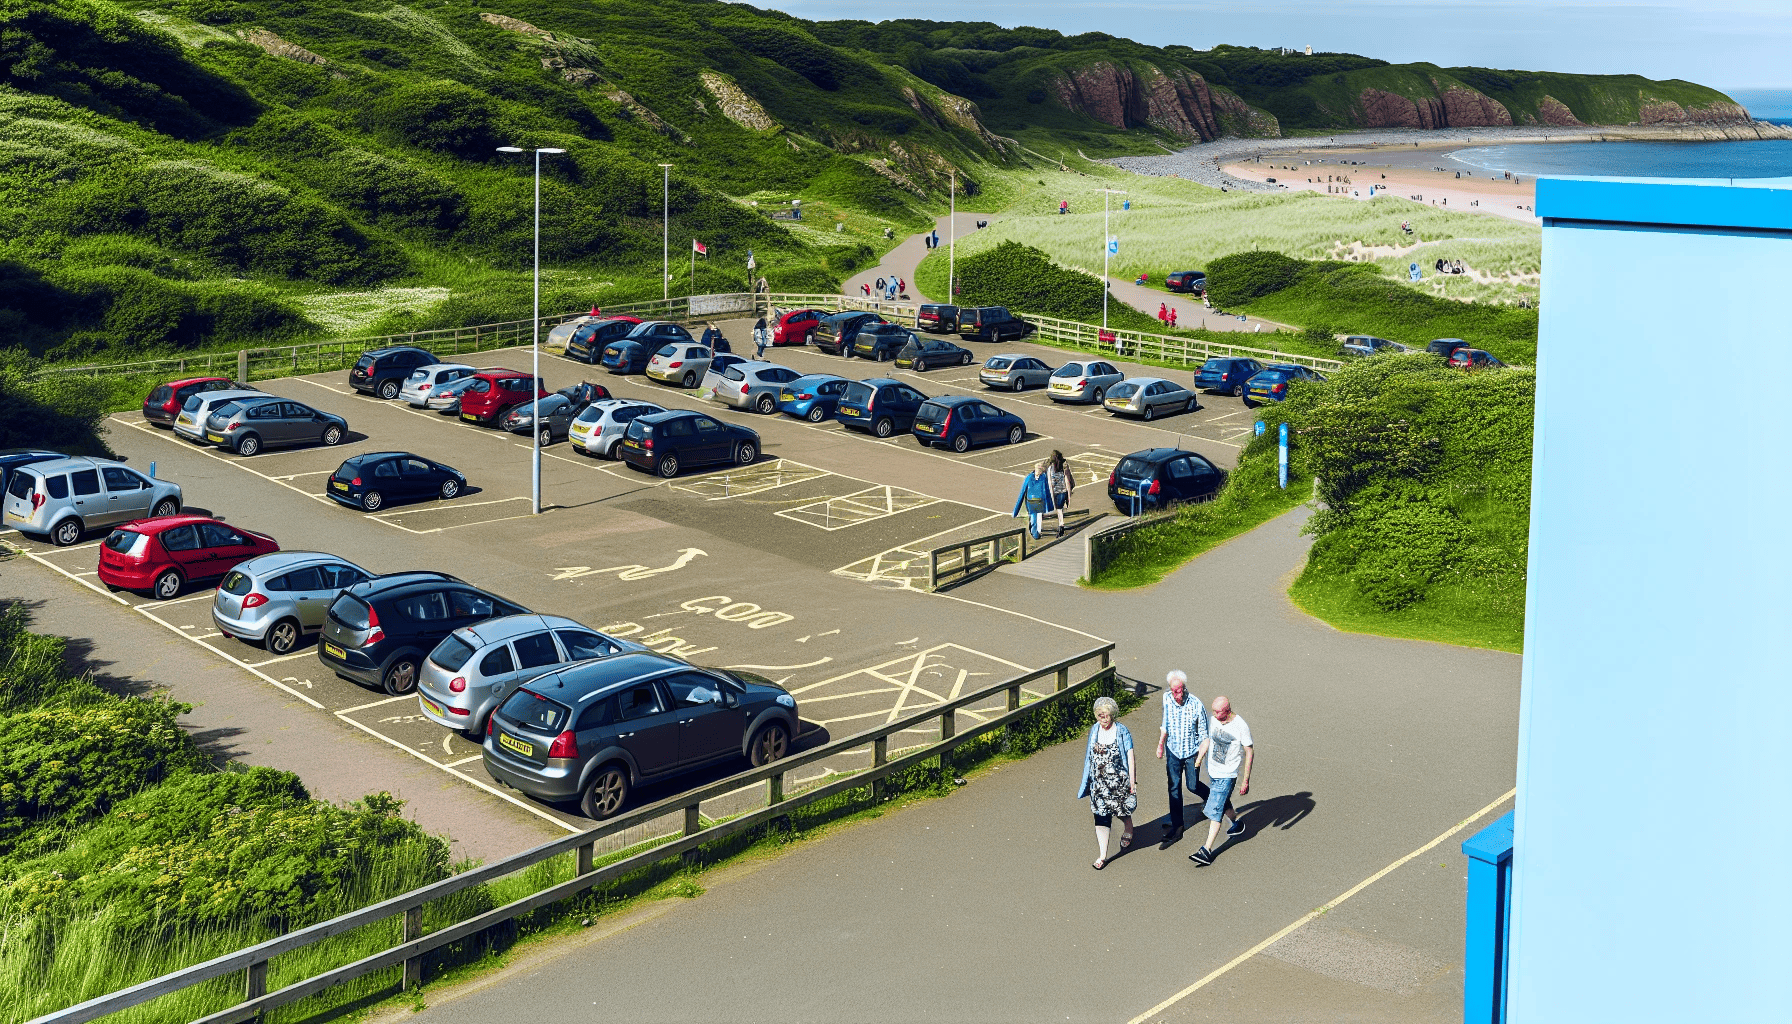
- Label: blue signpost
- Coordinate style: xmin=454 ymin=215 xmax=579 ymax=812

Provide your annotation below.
xmin=1278 ymin=422 xmax=1288 ymax=489
xmin=1254 ymin=420 xmax=1266 ymax=437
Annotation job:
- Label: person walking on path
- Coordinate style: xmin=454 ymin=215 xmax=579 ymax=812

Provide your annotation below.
xmin=861 ymin=282 xmax=871 ymax=297
xmin=1154 ymin=671 xmax=1208 ymax=844
xmin=1046 ymin=450 xmax=1074 ymax=535
xmin=752 ymin=315 xmax=769 ymax=359
xmin=1012 ymin=462 xmax=1052 ymax=539
xmin=1157 ymin=302 xmax=1169 ymax=325
xmin=898 ymin=277 xmax=906 ymax=296
xmin=1078 ymin=696 xmax=1137 ymax=870
xmin=1190 ymin=695 xmax=1253 ymax=866
xmin=1169 ymin=307 xmax=1178 ymax=328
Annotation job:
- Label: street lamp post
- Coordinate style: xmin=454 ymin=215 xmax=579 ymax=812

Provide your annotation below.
xmin=948 ymin=171 xmax=956 ymax=302
xmin=1098 ymin=188 xmax=1127 ymax=337
xmin=659 ymin=164 xmax=673 ymax=304
xmin=498 ymin=145 xmax=566 ymax=515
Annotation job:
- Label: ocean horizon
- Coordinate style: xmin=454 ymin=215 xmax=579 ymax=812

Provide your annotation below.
xmin=1448 ymin=139 xmax=1792 ymax=179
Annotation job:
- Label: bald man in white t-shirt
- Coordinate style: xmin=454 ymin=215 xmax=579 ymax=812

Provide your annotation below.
xmin=1190 ymin=695 xmax=1252 ymax=866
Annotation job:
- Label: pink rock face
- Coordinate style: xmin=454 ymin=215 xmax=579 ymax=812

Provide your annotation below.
xmin=1358 ymin=88 xmax=1434 ymax=128
xmin=1357 ymin=85 xmax=1511 ymax=128
xmin=1140 ymin=68 xmax=1224 ymax=141
xmin=1537 ymin=95 xmax=1584 ymax=126
xmin=1439 ymin=86 xmax=1512 ymax=126
xmin=1643 ymin=100 xmax=1752 ymax=124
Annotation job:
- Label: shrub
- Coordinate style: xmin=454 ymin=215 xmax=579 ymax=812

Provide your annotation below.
xmin=364 ymin=81 xmax=512 ymax=160
xmin=1204 ymin=249 xmax=1307 ymax=307
xmin=956 ymin=240 xmax=1106 ymax=317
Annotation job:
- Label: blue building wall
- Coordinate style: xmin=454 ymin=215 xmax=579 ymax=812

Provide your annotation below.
xmin=1514 ymin=176 xmax=1792 ymax=1021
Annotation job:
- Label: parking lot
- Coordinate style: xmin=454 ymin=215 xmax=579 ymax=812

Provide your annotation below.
xmin=4 ymin=327 xmax=1256 ymax=850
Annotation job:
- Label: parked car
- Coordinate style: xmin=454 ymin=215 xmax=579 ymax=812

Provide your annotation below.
xmin=1449 ymin=348 xmax=1507 ymax=370
xmin=327 ymin=453 xmax=466 ymax=512
xmin=626 ymin=320 xmax=698 ymax=351
xmin=1426 ymin=338 xmax=1472 ymax=358
xmin=616 ymin=410 xmax=760 ymax=477
xmin=142 ymin=377 xmax=242 ymax=427
xmin=1341 ymin=336 xmax=1410 ymax=358
xmin=1193 ymin=357 xmax=1265 ymax=397
xmin=501 ymin=383 xmax=610 ymax=444
xmin=425 ymin=375 xmax=481 ymax=415
xmin=979 ymin=355 xmax=1054 ymax=391
xmin=645 ymin=343 xmax=721 ymax=388
xmin=174 ymin=389 xmax=272 ymax=443
xmin=203 ymin=396 xmax=348 ymax=456
xmin=917 ymin=303 xmax=960 ymax=333
xmin=212 ymin=552 xmax=382 ymax=654
xmin=320 ymin=575 xmax=528 ymax=695
xmin=813 ymin=311 xmax=884 ymax=355
xmin=911 ymin=396 xmax=1026 ymax=453
xmin=3 ymin=457 xmax=181 ymax=547
xmin=1047 ymin=360 xmax=1125 ymax=404
xmin=417 ymin=615 xmax=643 ymax=736
xmin=1107 ymin=448 xmax=1226 ymax=514
xmin=957 ymin=306 xmax=1034 ymax=342
xmin=1243 ymin=364 xmax=1327 ymax=407
xmin=480 ymin=651 xmax=800 ymax=819
xmin=458 ymin=369 xmax=548 ymax=426
xmin=699 ymin=360 xmax=803 ymax=414
xmin=0 ymin=449 xmax=66 ymax=502
xmin=564 ymin=317 xmax=645 ymax=364
xmin=350 ymin=346 xmax=440 ymax=399
xmin=895 ymin=337 xmax=973 ymax=371
xmin=835 ymin=378 xmax=929 ymax=438
xmin=399 ymin=363 xmax=477 ymax=407
xmin=99 ymin=515 xmax=278 ymax=601
xmin=599 ymin=339 xmax=651 ymax=374
xmin=772 ymin=308 xmax=828 ymax=346
xmin=776 ymin=374 xmax=851 ymax=422
xmin=1165 ymin=270 xmax=1207 ymax=294
xmin=850 ymin=323 xmax=918 ymax=361
xmin=568 ymin=399 xmax=665 ymax=458
xmin=1103 ymin=377 xmax=1197 ymax=420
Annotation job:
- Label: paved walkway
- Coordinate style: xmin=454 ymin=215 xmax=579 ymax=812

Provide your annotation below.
xmin=844 ymin=211 xmax=992 ymax=302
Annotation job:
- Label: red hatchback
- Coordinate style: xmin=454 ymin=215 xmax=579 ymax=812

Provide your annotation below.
xmin=142 ymin=377 xmax=243 ymax=427
xmin=458 ymin=369 xmax=548 ymax=425
xmin=98 ymin=515 xmax=279 ymax=601
xmin=772 ymin=308 xmax=827 ymax=346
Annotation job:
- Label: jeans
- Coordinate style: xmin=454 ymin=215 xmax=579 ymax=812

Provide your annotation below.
xmin=1165 ymin=751 xmax=1210 ymax=830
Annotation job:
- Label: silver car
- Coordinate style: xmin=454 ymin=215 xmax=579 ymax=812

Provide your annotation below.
xmin=980 ymin=354 xmax=1054 ymax=391
xmin=568 ymin=399 xmax=663 ymax=458
xmin=417 ymin=614 xmax=642 ymax=735
xmin=1047 ymin=359 xmax=1126 ymax=404
xmin=645 ymin=343 xmax=717 ymax=388
xmin=546 ymin=314 xmax=605 ymax=350
xmin=203 ymin=396 xmax=349 ymax=456
xmin=1103 ymin=377 xmax=1198 ymax=421
xmin=699 ymin=360 xmax=803 ymax=414
xmin=400 ymin=363 xmax=476 ymax=406
xmin=174 ymin=389 xmax=271 ymax=442
xmin=213 ymin=552 xmax=376 ymax=654
xmin=2 ymin=457 xmax=181 ymax=547
xmin=425 ymin=375 xmax=480 ymax=414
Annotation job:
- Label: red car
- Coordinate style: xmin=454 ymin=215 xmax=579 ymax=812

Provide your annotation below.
xmin=98 ymin=515 xmax=279 ymax=601
xmin=772 ymin=308 xmax=828 ymax=346
xmin=458 ymin=369 xmax=548 ymax=425
xmin=142 ymin=377 xmax=243 ymax=427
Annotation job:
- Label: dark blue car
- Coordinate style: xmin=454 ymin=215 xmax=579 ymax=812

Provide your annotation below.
xmin=1194 ymin=357 xmax=1265 ymax=397
xmin=1243 ymin=364 xmax=1326 ymax=407
xmin=1108 ymin=448 xmax=1226 ymax=515
xmin=911 ymin=396 xmax=1026 ymax=453
xmin=777 ymin=374 xmax=851 ymax=422
xmin=615 ymin=410 xmax=760 ymax=478
xmin=600 ymin=340 xmax=653 ymax=375
xmin=835 ymin=378 xmax=929 ymax=438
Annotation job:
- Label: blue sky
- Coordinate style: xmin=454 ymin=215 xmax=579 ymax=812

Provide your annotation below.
xmin=749 ymin=2 xmax=1792 ymax=93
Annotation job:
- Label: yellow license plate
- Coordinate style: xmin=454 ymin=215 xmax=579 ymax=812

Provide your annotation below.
xmin=421 ymin=695 xmax=445 ymax=717
xmin=895 ymin=360 xmax=913 ymax=368
xmin=322 ymin=642 xmax=345 ymax=659
xmin=1118 ymin=487 xmax=1136 ymax=497
xmin=498 ymin=733 xmax=533 ymax=757
xmin=839 ymin=407 xmax=860 ymax=416
xmin=332 ymin=481 xmax=348 ymax=492
xmin=206 ymin=433 xmax=225 ymax=443
xmin=1051 ymin=383 xmax=1072 ymax=391
xmin=461 ymin=413 xmax=479 ymax=421
xmin=570 ymin=424 xmax=589 ymax=435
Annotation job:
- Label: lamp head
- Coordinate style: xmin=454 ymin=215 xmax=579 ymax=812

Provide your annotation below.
xmin=496 ymin=146 xmax=524 ymax=153
xmin=539 ymin=147 xmax=567 ymax=154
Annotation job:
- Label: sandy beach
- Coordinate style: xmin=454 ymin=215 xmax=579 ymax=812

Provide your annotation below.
xmin=1222 ymin=145 xmax=1540 ymax=223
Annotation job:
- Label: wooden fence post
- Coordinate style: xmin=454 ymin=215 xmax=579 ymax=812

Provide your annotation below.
xmin=402 ymin=905 xmax=423 ymax=991
xmin=576 ymin=841 xmax=594 ymax=875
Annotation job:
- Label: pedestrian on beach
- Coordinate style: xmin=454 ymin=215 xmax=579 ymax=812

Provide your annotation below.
xmin=1155 ymin=670 xmax=1209 ymax=843
xmin=1078 ymin=695 xmax=1137 ymax=870
xmin=1012 ymin=461 xmax=1052 ymax=539
xmin=1189 ymin=695 xmax=1252 ymax=866
xmin=1046 ymin=450 xmax=1073 ymax=535
xmin=752 ymin=315 xmax=769 ymax=358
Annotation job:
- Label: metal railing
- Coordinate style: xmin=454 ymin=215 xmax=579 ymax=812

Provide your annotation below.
xmin=32 ymin=644 xmax=1116 ymax=1024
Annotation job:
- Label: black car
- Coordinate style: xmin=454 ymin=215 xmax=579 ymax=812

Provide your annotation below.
xmin=350 ymin=346 xmax=440 ymax=400
xmin=834 ymin=378 xmax=929 ymax=438
xmin=813 ymin=311 xmax=884 ymax=355
xmin=616 ymin=409 xmax=760 ymax=478
xmin=319 ymin=574 xmax=524 ymax=695
xmin=850 ymin=323 xmax=918 ymax=361
xmin=917 ymin=304 xmax=960 ymax=333
xmin=564 ymin=318 xmax=643 ymax=364
xmin=603 ymin=322 xmax=696 ymax=374
xmin=0 ymin=449 xmax=66 ymax=500
xmin=895 ymin=337 xmax=973 ymax=371
xmin=1426 ymin=338 xmax=1472 ymax=358
xmin=1165 ymin=270 xmax=1207 ymax=294
xmin=1108 ymin=448 xmax=1226 ymax=514
xmin=911 ymin=396 xmax=1027 ymax=453
xmin=327 ymin=452 xmax=467 ymax=512
xmin=502 ymin=382 xmax=611 ymax=445
xmin=957 ymin=307 xmax=1034 ymax=342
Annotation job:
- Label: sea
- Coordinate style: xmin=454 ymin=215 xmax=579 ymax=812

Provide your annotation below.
xmin=1447 ymin=139 xmax=1792 ymax=180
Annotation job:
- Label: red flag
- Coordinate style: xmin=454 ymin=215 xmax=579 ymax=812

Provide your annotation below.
xmin=692 ymin=239 xmax=707 ymax=255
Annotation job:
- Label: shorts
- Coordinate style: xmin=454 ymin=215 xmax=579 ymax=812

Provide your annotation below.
xmin=1094 ymin=812 xmax=1115 ymax=827
xmin=1204 ymin=776 xmax=1236 ymax=822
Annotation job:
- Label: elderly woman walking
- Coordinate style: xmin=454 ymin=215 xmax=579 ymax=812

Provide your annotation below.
xmin=1013 ymin=461 xmax=1052 ymax=539
xmin=1077 ymin=695 xmax=1137 ymax=869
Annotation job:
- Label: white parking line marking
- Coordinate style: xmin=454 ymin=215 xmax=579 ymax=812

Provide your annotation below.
xmin=371 ymin=495 xmax=530 ymax=517
xmin=775 ymin=485 xmax=941 ymax=531
xmin=294 ymin=380 xmax=353 ymax=394
xmin=337 ymin=694 xmax=414 ymax=715
xmin=446 ymin=754 xmax=485 ymax=767
xmin=247 ymin=650 xmax=317 ymax=667
xmin=271 ymin=470 xmax=337 ymax=480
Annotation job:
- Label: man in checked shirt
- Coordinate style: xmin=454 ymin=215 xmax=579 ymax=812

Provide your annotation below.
xmin=1154 ymin=669 xmax=1209 ymax=846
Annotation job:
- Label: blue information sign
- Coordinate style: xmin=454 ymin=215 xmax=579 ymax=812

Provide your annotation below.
xmin=1278 ymin=421 xmax=1289 ymax=489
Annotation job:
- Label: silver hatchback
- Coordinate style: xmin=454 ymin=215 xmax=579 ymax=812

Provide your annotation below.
xmin=2 ymin=457 xmax=182 ymax=547
xmin=174 ymin=389 xmax=271 ymax=442
xmin=980 ymin=354 xmax=1054 ymax=391
xmin=400 ymin=363 xmax=476 ymax=407
xmin=645 ymin=343 xmax=716 ymax=388
xmin=213 ymin=552 xmax=376 ymax=653
xmin=1047 ymin=360 xmax=1126 ymax=404
xmin=699 ymin=360 xmax=803 ymax=413
xmin=567 ymin=399 xmax=663 ymax=458
xmin=417 ymin=615 xmax=642 ymax=735
xmin=1102 ymin=377 xmax=1198 ymax=420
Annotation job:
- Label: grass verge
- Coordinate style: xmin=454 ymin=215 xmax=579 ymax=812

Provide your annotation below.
xmin=1288 ymin=575 xmax=1524 ymax=653
xmin=1085 ymin=487 xmax=1313 ymax=590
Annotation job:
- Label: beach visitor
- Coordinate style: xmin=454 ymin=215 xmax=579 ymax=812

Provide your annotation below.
xmin=1189 ymin=695 xmax=1252 ymax=866
xmin=1155 ymin=670 xmax=1209 ymax=843
xmin=875 ymin=277 xmax=886 ymax=294
xmin=1012 ymin=462 xmax=1052 ymax=540
xmin=1046 ymin=450 xmax=1074 ymax=535
xmin=752 ymin=315 xmax=769 ymax=358
xmin=1078 ymin=696 xmax=1137 ymax=870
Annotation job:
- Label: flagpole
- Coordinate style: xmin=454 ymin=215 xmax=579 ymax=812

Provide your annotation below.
xmin=948 ymin=171 xmax=955 ymax=302
xmin=659 ymin=163 xmax=673 ymax=304
xmin=690 ymin=242 xmax=695 ymax=304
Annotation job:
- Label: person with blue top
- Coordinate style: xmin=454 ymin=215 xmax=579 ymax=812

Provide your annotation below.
xmin=1012 ymin=461 xmax=1051 ymax=539
xmin=1078 ymin=695 xmax=1136 ymax=870
xmin=1154 ymin=669 xmax=1209 ymax=844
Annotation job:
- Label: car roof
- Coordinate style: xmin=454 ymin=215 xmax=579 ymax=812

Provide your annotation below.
xmin=458 ymin=613 xmax=582 ymax=646
xmin=195 ymin=389 xmax=271 ymax=402
xmin=923 ymin=395 xmax=981 ymax=406
xmin=230 ymin=550 xmax=367 ymax=575
xmin=589 ymin=398 xmax=658 ymax=410
xmin=340 ymin=451 xmax=415 ymax=466
xmin=1124 ymin=447 xmax=1200 ymax=463
xmin=419 ymin=362 xmax=475 ymax=371
xmin=23 ymin=455 xmax=132 ymax=473
xmin=790 ymin=373 xmax=846 ymax=384
xmin=473 ymin=368 xmax=527 ymax=379
xmin=161 ymin=376 xmax=233 ymax=389
xmin=365 ymin=345 xmax=432 ymax=357
xmin=346 ymin=573 xmax=480 ymax=598
xmin=119 ymin=513 xmax=218 ymax=533
xmin=639 ymin=408 xmax=700 ymax=422
xmin=1262 ymin=364 xmax=1305 ymax=373
xmin=528 ymin=651 xmax=695 ymax=704
xmin=855 ymin=377 xmax=901 ymax=388
xmin=0 ymin=450 xmax=62 ymax=464
xmin=1124 ymin=376 xmax=1176 ymax=387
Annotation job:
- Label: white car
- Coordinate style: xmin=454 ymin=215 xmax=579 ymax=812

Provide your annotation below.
xmin=399 ymin=363 xmax=476 ymax=406
xmin=568 ymin=399 xmax=665 ymax=458
xmin=645 ymin=344 xmax=719 ymax=388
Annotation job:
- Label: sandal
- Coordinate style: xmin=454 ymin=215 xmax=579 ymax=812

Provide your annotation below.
xmin=1120 ymin=832 xmax=1134 ymax=849
xmin=1092 ymin=859 xmax=1107 ymax=870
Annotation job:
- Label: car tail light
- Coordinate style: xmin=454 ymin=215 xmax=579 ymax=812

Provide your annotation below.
xmin=738 ymin=381 xmax=749 ymax=393
xmin=350 ymin=477 xmax=362 ymax=486
xmin=449 ymin=677 xmax=467 ymax=693
xmin=797 ymin=392 xmax=814 ymax=400
xmin=486 ymin=716 xmax=494 ymax=737
xmin=32 ymin=492 xmax=46 ymax=510
xmin=940 ymin=411 xmax=952 ymax=433
xmin=1221 ymin=373 xmax=1229 ymax=381
xmin=242 ymin=593 xmax=268 ymax=609
xmin=1077 ymin=379 xmax=1088 ymax=388
xmin=668 ymin=361 xmax=683 ymax=369
xmin=1149 ymin=479 xmax=1161 ymax=495
xmin=365 ymin=604 xmax=384 ymax=646
xmin=418 ymin=383 xmax=431 ymax=391
xmin=643 ymin=438 xmax=653 ymax=450
xmin=227 ymin=421 xmax=240 ymax=430
xmin=547 ymin=731 xmax=578 ymax=758
xmin=1273 ymin=383 xmax=1286 ymax=394
xmin=1108 ymin=470 xmax=1117 ymax=488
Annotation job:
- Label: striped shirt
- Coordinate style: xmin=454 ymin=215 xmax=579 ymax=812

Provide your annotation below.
xmin=1162 ymin=690 xmax=1209 ymax=759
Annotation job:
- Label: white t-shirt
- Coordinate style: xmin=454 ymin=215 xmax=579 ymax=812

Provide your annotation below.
xmin=1206 ymin=715 xmax=1253 ymax=779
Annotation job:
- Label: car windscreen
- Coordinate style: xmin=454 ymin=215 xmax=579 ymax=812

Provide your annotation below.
xmin=498 ymin=689 xmax=570 ymax=733
xmin=354 ymin=356 xmax=376 ymax=370
xmin=103 ymin=530 xmax=146 ymax=555
xmin=182 ymin=394 xmax=206 ymax=412
xmin=913 ymin=402 xmax=948 ymax=426
xmin=898 ymin=340 xmax=921 ymax=357
xmin=1107 ymin=382 xmax=1139 ymax=399
xmin=1117 ymin=457 xmax=1155 ymax=477
xmin=219 ymin=570 xmax=253 ymax=595
xmin=211 ymin=402 xmax=242 ymax=419
xmin=841 ymin=382 xmax=874 ymax=405
xmin=467 ymin=378 xmax=492 ymax=393
xmin=6 ymin=471 xmax=34 ymax=500
xmin=624 ymin=419 xmax=650 ymax=441
xmin=407 ymin=369 xmax=430 ymax=381
xmin=429 ymin=633 xmax=477 ymax=671
xmin=328 ymin=593 xmax=372 ymax=630
xmin=149 ymin=386 xmax=172 ymax=404
xmin=1051 ymin=364 xmax=1083 ymax=378
xmin=985 ymin=357 xmax=1012 ymax=369
xmin=574 ymin=406 xmax=605 ymax=424
xmin=656 ymin=344 xmax=678 ymax=357
xmin=719 ymin=366 xmax=746 ymax=381
xmin=1199 ymin=359 xmax=1228 ymax=372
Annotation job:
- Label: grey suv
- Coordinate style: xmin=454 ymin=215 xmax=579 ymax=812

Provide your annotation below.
xmin=213 ymin=552 xmax=378 ymax=654
xmin=482 ymin=652 xmax=800 ymax=819
xmin=417 ymin=615 xmax=642 ymax=736
xmin=3 ymin=457 xmax=181 ymax=547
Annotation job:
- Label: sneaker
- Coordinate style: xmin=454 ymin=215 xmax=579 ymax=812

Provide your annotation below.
xmin=1226 ymin=818 xmax=1246 ymax=837
xmin=1189 ymin=846 xmax=1214 ymax=865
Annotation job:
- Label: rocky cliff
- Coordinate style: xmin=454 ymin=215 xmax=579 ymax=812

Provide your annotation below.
xmin=1048 ymin=61 xmax=1278 ymax=140
xmin=1356 ymin=81 xmax=1513 ymax=129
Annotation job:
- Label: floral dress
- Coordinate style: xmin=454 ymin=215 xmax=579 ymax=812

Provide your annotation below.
xmin=1087 ymin=732 xmax=1138 ymax=818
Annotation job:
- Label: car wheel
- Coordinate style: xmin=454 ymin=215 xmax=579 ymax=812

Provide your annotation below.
xmin=538 ymin=426 xmax=552 ymax=447
xmin=960 ymin=353 xmax=972 ymax=366
xmin=657 ymin=455 xmax=680 ymax=478
xmin=581 ymin=764 xmax=630 ymax=820
xmin=378 ymin=379 xmax=401 ymax=400
xmin=749 ymin=723 xmax=790 ymax=767
xmin=951 ymin=433 xmax=971 ymax=453
xmin=152 ymin=498 xmax=179 ymax=518
xmin=1091 ymin=387 xmax=1106 ymax=404
xmin=152 ymin=569 xmax=183 ymax=601
xmin=51 ymin=518 xmax=82 ymax=547
xmin=440 ymin=478 xmax=460 ymax=500
xmin=1185 ymin=398 xmax=1197 ymax=413
xmin=321 ymin=424 xmax=344 ymax=446
xmin=381 ymin=656 xmax=419 ymax=696
xmin=873 ymin=417 xmax=894 ymax=438
xmin=1143 ymin=404 xmax=1157 ymax=421
xmin=805 ymin=331 xmax=815 ymax=346
xmin=806 ymin=406 xmax=826 ymax=423
xmin=682 ymin=371 xmax=697 ymax=388
xmin=266 ymin=619 xmax=301 ymax=655
xmin=235 ymin=433 xmax=261 ymax=457
xmin=755 ymin=394 xmax=775 ymax=415
xmin=1231 ymin=384 xmax=1244 ymax=398
xmin=361 ymin=490 xmax=384 ymax=512
xmin=1007 ymin=425 xmax=1024 ymax=445
xmin=737 ymin=441 xmax=757 ymax=465
xmin=914 ymin=359 xmax=927 ymax=372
